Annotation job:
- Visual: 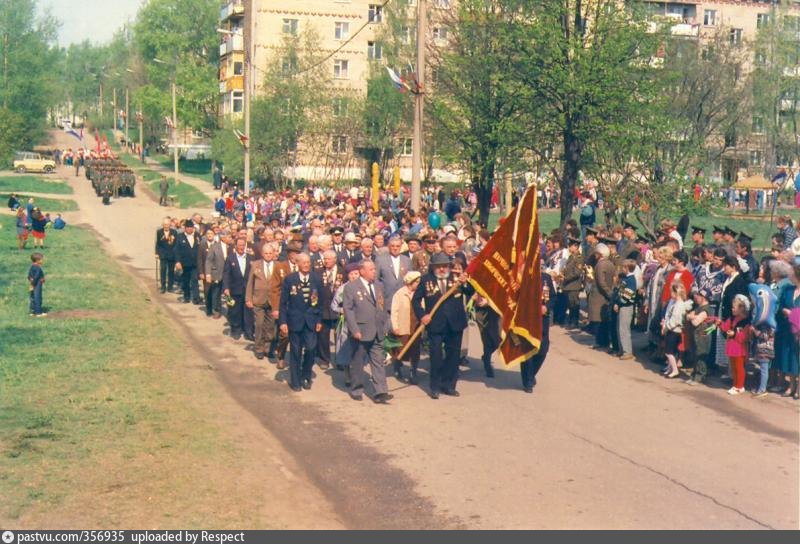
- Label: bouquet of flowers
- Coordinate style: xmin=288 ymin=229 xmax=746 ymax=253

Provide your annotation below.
xmin=222 ymin=294 xmax=236 ymax=308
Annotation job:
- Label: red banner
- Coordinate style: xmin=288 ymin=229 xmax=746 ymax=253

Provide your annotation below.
xmin=466 ymin=186 xmax=542 ymax=366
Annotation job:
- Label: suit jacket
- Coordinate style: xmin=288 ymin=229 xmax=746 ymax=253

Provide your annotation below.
xmin=246 ymin=259 xmax=278 ymax=308
xmin=174 ymin=232 xmax=199 ymax=268
xmin=309 ymin=251 xmax=325 ymax=272
xmin=343 ymin=279 xmax=389 ymax=342
xmin=155 ymin=228 xmax=177 ymax=259
xmin=375 ymin=253 xmax=412 ymax=309
xmin=206 ymin=242 xmax=229 ymax=282
xmin=279 ymin=272 xmax=322 ymax=332
xmin=270 ymin=261 xmax=293 ymax=310
xmin=223 ymin=252 xmax=251 ymax=296
xmin=719 ymin=273 xmax=749 ymax=320
xmin=412 ymin=273 xmax=470 ymax=334
xmin=197 ymin=238 xmax=214 ymax=275
xmin=320 ymin=265 xmax=345 ymax=320
xmin=337 ymin=249 xmax=361 ymax=269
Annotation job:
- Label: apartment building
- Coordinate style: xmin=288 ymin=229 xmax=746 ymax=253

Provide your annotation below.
xmin=218 ymin=1 xmax=798 ymax=182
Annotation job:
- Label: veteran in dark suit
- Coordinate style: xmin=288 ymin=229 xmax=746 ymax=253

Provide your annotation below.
xmin=279 ymin=253 xmax=323 ymax=391
xmin=223 ymin=237 xmax=253 ymax=340
xmin=155 ymin=218 xmax=177 ymax=293
xmin=174 ymin=220 xmax=200 ymax=304
xmin=343 ymin=260 xmax=392 ymax=403
xmin=412 ymin=253 xmax=471 ymax=399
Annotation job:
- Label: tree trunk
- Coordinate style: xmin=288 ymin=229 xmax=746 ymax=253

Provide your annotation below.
xmin=559 ymin=116 xmax=582 ymax=230
xmin=475 ymin=160 xmax=495 ymax=228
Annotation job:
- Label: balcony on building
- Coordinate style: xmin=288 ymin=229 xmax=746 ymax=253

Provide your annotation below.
xmin=220 ymin=0 xmax=244 ymax=22
xmin=219 ymin=33 xmax=244 ymax=57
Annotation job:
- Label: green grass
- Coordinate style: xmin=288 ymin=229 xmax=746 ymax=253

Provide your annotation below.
xmin=0 ymin=214 xmax=256 ymax=526
xmin=482 ymin=206 xmax=781 ymax=251
xmin=146 ymin=177 xmax=211 ymax=209
xmin=155 ymin=156 xmax=214 ymax=185
xmin=2 ymin=194 xmax=78 ymax=212
xmin=0 ymin=175 xmax=73 ymax=195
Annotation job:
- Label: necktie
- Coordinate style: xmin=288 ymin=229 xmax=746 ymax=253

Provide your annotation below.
xmin=439 ymin=279 xmax=446 ymax=294
xmin=265 ymin=262 xmax=271 ymax=278
xmin=369 ymin=282 xmax=376 ymax=303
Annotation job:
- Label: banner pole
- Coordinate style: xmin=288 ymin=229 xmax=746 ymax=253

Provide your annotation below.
xmin=395 ymin=282 xmax=462 ymax=360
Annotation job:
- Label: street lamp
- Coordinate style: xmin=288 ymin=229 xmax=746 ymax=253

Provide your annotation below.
xmin=217 ymin=24 xmax=251 ymax=187
xmin=154 ymin=57 xmax=179 ymax=176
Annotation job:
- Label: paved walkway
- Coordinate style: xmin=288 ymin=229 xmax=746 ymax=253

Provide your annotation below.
xmin=41 ymin=131 xmax=800 ymax=529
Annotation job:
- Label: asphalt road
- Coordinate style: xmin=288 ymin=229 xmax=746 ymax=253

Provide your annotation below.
xmin=48 ymin=132 xmax=799 ymax=529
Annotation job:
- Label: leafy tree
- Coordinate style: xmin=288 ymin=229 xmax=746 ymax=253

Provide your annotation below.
xmin=0 ymin=0 xmax=60 ymax=161
xmin=133 ymin=0 xmax=219 ymax=131
xmin=246 ymin=30 xmax=331 ymax=187
xmin=0 ymin=107 xmax=26 ymax=168
xmin=428 ymin=0 xmax=526 ymax=226
xmin=751 ymin=0 xmax=800 ymax=173
xmin=514 ymin=0 xmax=663 ymax=229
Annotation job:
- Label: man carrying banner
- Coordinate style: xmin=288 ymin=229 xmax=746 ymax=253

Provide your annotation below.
xmin=465 ymin=186 xmax=546 ymax=392
xmin=412 ymin=253 xmax=471 ymax=399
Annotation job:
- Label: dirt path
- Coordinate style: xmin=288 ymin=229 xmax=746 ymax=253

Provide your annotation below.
xmin=45 ymin=130 xmax=799 ymax=529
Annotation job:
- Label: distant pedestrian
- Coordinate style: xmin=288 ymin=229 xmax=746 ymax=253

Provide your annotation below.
xmin=159 ymin=176 xmax=169 ymax=206
xmin=30 ymin=207 xmax=48 ymax=249
xmin=28 ymin=252 xmax=46 ymax=317
xmin=15 ymin=208 xmax=30 ymax=250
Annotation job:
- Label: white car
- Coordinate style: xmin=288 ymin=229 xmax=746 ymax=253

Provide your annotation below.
xmin=13 ymin=152 xmax=56 ymax=174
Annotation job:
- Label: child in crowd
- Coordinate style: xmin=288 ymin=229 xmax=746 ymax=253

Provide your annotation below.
xmin=686 ymin=289 xmax=713 ymax=386
xmin=718 ymin=295 xmax=752 ymax=396
xmin=28 ymin=252 xmax=46 ymax=317
xmin=661 ymin=281 xmax=692 ymax=378
xmin=52 ymin=213 xmax=66 ymax=230
xmin=613 ymin=260 xmax=638 ymax=360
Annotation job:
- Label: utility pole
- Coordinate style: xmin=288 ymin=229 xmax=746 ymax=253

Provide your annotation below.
xmin=172 ymin=80 xmax=179 ymax=176
xmin=243 ymin=0 xmax=253 ymax=187
xmin=112 ymin=88 xmax=117 ymax=133
xmin=125 ymin=88 xmax=130 ymax=153
xmin=2 ymin=33 xmax=8 ymax=109
xmin=138 ymin=104 xmax=144 ymax=163
xmin=411 ymin=0 xmax=426 ymax=212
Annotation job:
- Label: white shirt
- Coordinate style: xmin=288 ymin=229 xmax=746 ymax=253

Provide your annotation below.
xmin=263 ymin=260 xmax=272 ymax=278
xmin=236 ymin=253 xmax=247 ymax=273
xmin=360 ymin=277 xmax=375 ymax=299
xmin=391 ymin=255 xmax=401 ymax=278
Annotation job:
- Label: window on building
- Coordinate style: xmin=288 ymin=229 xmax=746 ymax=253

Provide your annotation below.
xmin=232 ymin=91 xmax=243 ymax=113
xmin=233 ymin=61 xmax=243 ymax=76
xmin=333 ymin=59 xmax=349 ymax=79
xmin=281 ymin=98 xmax=292 ymax=115
xmin=332 ymin=135 xmax=348 ymax=154
xmin=703 ymin=9 xmax=717 ymax=26
xmin=750 ymin=150 xmax=763 ymax=166
xmin=367 ymin=41 xmax=382 ymax=60
xmin=282 ymin=136 xmax=297 ymax=152
xmin=282 ymin=56 xmax=297 ymax=77
xmin=785 ymin=15 xmax=800 ymax=32
xmin=368 ymin=4 xmax=383 ymax=23
xmin=757 ymin=13 xmax=771 ymax=29
xmin=729 ymin=28 xmax=742 ymax=45
xmin=335 ymin=21 xmax=350 ymax=40
xmin=430 ymin=66 xmax=439 ymax=84
xmin=401 ymin=26 xmax=412 ymax=44
xmin=755 ymin=51 xmax=767 ymax=66
xmin=400 ymin=138 xmax=413 ymax=156
xmin=332 ymin=97 xmax=348 ymax=117
xmin=282 ymin=18 xmax=298 ymax=35
xmin=434 ymin=0 xmax=450 ymax=7
xmin=752 ymin=116 xmax=765 ymax=134
xmin=433 ymin=26 xmax=448 ymax=42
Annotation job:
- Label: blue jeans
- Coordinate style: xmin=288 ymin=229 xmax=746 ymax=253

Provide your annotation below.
xmin=30 ymin=284 xmax=43 ymax=314
xmin=757 ymin=359 xmax=770 ymax=392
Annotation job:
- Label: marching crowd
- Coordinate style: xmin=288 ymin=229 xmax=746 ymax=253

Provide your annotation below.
xmin=152 ymin=184 xmax=800 ymax=403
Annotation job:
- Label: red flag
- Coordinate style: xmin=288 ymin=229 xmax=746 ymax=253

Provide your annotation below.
xmin=466 ymin=186 xmax=542 ymax=366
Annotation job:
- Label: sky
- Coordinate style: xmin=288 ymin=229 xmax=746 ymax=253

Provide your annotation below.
xmin=41 ymin=0 xmax=144 ymax=47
